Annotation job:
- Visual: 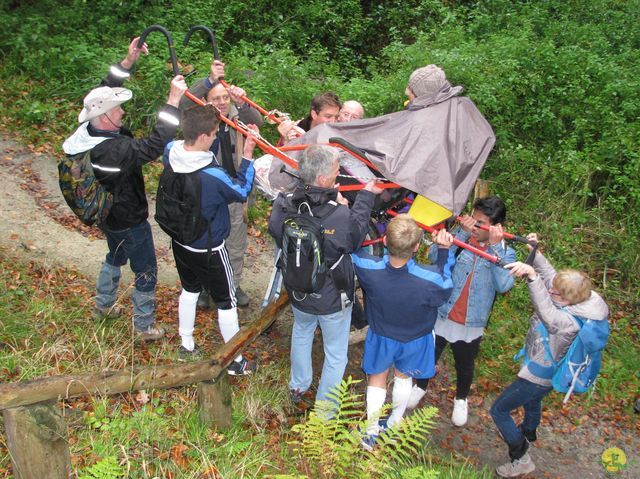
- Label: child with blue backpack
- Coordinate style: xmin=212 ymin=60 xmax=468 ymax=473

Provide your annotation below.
xmin=492 ymin=233 xmax=609 ymax=477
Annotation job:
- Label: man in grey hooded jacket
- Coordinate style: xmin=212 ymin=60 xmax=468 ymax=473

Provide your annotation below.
xmin=491 ymin=234 xmax=609 ymax=477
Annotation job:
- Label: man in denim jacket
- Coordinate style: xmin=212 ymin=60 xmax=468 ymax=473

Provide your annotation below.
xmin=407 ymin=196 xmax=516 ymax=426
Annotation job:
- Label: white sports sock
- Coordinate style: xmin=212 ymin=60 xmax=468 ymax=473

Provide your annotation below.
xmin=387 ymin=376 xmax=413 ymax=428
xmin=178 ymin=289 xmax=199 ymax=350
xmin=218 ymin=307 xmax=242 ymax=363
xmin=366 ymin=386 xmax=387 ymax=435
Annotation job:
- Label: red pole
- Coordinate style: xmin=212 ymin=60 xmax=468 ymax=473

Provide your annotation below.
xmin=218 ymin=79 xmax=284 ymax=125
xmin=386 ymin=209 xmax=502 ymax=265
xmin=401 ymin=197 xmax=531 ymax=244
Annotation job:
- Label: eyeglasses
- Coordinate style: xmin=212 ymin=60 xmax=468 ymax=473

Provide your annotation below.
xmin=208 ymin=94 xmax=230 ymax=103
xmin=339 ymin=112 xmax=362 ymax=121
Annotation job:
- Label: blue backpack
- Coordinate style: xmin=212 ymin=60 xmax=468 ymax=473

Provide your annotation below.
xmin=516 ymin=314 xmax=609 ymax=403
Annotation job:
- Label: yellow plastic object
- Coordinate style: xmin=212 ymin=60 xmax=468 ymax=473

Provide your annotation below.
xmin=408 ymin=195 xmax=453 ymax=227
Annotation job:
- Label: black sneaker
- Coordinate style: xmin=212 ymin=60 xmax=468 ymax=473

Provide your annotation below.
xmin=227 ymin=357 xmax=257 ymax=376
xmin=178 ymin=345 xmax=201 ymax=362
xmin=235 ymin=287 xmax=250 ymax=308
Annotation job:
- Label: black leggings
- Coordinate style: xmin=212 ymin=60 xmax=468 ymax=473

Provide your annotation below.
xmin=415 ymin=334 xmax=482 ymax=399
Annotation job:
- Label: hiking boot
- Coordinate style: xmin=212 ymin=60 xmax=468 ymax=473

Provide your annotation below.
xmin=451 ymin=398 xmax=468 ymax=427
xmin=135 ymin=324 xmax=165 ymax=341
xmin=235 ymin=287 xmax=250 ymax=308
xmin=290 ymin=389 xmax=305 ymax=404
xmin=227 ymin=357 xmax=257 ymax=376
xmin=496 ymin=453 xmax=536 ymax=477
xmin=92 ymin=304 xmax=124 ymax=321
xmin=197 ymin=291 xmax=211 ymax=309
xmin=406 ymin=384 xmax=427 ymax=410
xmin=518 ymin=423 xmax=537 ymax=443
xmin=178 ymin=345 xmax=201 ymax=362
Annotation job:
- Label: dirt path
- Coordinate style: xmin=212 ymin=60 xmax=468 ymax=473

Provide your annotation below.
xmin=1 ymin=137 xmax=637 ymax=479
xmin=0 ymin=137 xmax=274 ymax=294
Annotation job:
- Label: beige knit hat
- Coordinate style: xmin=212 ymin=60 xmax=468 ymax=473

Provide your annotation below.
xmin=407 ymin=65 xmax=446 ymax=98
xmin=78 ymin=86 xmax=132 ymax=123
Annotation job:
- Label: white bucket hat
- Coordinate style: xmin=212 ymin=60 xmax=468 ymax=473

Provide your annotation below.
xmin=78 ymin=86 xmax=132 ymax=123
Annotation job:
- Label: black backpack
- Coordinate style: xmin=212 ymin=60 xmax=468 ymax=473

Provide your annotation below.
xmin=58 ymin=150 xmax=113 ymax=226
xmin=278 ymin=199 xmax=340 ymax=295
xmin=155 ymin=163 xmax=210 ymax=245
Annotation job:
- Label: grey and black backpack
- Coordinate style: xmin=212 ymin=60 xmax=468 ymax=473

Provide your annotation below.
xmin=278 ymin=199 xmax=341 ymax=295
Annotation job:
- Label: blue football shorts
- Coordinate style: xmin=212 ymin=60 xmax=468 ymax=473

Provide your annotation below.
xmin=362 ymin=329 xmax=436 ymax=379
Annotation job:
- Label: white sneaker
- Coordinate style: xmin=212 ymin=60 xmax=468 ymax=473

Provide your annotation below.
xmin=451 ymin=398 xmax=468 ymax=427
xmin=496 ymin=452 xmax=536 ymax=477
xmin=406 ymin=385 xmax=427 ymax=410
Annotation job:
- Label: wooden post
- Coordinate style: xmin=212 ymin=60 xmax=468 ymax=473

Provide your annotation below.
xmin=197 ymin=375 xmax=232 ymax=429
xmin=3 ymin=401 xmax=71 ymax=479
xmin=474 ymin=179 xmax=491 ymax=200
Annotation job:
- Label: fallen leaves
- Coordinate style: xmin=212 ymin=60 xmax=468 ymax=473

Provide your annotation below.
xmin=135 ymin=390 xmax=151 ymax=406
xmin=169 ymin=443 xmax=190 ymax=469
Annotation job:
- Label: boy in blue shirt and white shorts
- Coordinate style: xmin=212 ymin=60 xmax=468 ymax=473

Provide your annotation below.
xmin=352 ymin=214 xmax=455 ymax=450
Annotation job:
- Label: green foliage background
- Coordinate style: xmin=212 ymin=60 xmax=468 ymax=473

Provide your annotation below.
xmin=0 ymin=2 xmax=639 ymax=475
xmin=1 ymin=0 xmax=638 ymax=294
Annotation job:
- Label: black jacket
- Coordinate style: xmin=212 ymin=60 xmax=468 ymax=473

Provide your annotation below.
xmin=89 ymin=63 xmax=179 ymax=230
xmin=268 ymin=184 xmax=376 ymax=315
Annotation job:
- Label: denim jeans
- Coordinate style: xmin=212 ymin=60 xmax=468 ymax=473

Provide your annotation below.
xmin=490 ymin=377 xmax=553 ymax=459
xmin=96 ymin=220 xmax=157 ymax=330
xmin=290 ymin=305 xmax=352 ymax=402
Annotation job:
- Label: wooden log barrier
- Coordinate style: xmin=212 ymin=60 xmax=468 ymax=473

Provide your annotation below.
xmin=0 ymin=292 xmax=289 ymax=410
xmin=3 ymin=401 xmax=71 ymax=479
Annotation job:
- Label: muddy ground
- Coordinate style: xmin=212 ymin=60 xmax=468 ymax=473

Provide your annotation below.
xmin=1 ymin=137 xmax=637 ymax=478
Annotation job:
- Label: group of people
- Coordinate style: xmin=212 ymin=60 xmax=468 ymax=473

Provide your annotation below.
xmin=63 ymin=38 xmax=608 ymax=478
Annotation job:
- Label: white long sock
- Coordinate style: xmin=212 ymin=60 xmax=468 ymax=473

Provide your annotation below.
xmin=387 ymin=376 xmax=413 ymax=428
xmin=218 ymin=307 xmax=242 ymax=362
xmin=178 ymin=289 xmax=199 ymax=350
xmin=366 ymin=386 xmax=387 ymax=435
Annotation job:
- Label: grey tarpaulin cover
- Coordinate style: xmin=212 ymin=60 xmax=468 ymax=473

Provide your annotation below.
xmin=268 ymin=83 xmax=495 ymax=215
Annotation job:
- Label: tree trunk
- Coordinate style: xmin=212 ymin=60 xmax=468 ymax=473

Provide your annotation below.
xmin=3 ymin=402 xmax=71 ymax=479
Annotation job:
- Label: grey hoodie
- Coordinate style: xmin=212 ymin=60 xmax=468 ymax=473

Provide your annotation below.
xmin=518 ymin=252 xmax=609 ymax=386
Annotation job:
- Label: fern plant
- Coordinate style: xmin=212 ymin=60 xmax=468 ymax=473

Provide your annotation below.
xmin=286 ymin=376 xmax=439 ymax=479
xmin=78 ymin=456 xmax=124 ymax=479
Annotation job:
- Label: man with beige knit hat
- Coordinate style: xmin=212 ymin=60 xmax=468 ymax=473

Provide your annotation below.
xmin=405 ymin=64 xmax=447 ymax=101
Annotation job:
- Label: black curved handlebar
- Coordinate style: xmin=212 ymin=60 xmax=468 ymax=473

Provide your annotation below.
xmin=183 ymin=25 xmax=220 ymax=61
xmin=328 ymin=137 xmax=369 ymax=160
xmin=137 ymin=25 xmax=179 ymax=76
xmin=525 ymin=242 xmax=539 ymax=266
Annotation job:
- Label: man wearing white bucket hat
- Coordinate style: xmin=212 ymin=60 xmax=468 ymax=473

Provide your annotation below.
xmin=63 ymin=38 xmax=187 ymax=341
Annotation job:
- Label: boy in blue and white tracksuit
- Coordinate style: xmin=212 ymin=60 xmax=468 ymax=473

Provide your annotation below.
xmin=352 ymin=214 xmax=455 ymax=449
xmin=162 ymin=104 xmax=258 ymax=374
